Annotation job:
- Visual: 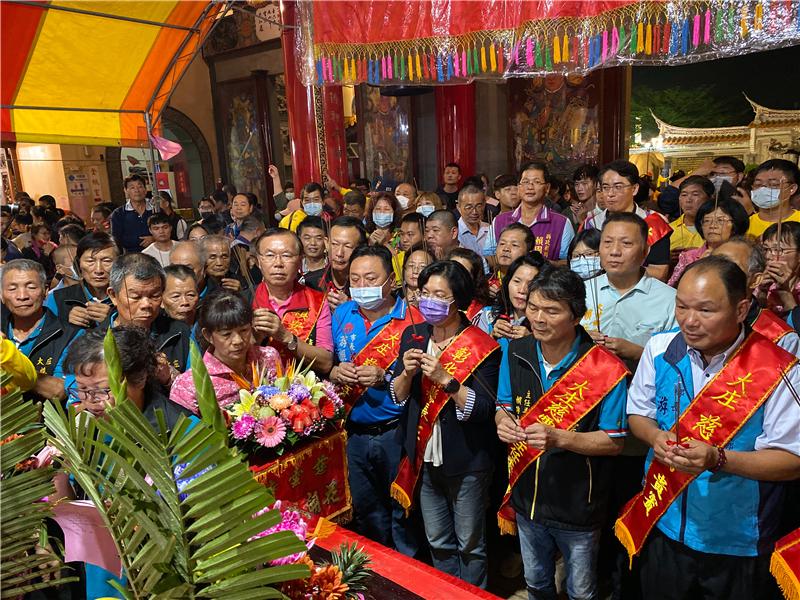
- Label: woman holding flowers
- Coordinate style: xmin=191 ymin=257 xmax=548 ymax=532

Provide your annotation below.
xmin=170 ymin=289 xmax=281 ymax=413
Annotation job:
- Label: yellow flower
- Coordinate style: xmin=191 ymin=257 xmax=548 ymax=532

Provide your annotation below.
xmin=230 ymin=390 xmax=257 ymax=418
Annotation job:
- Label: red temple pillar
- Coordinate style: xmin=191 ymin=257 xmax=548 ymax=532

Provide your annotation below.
xmin=280 ymin=0 xmax=320 ymax=186
xmin=322 ymin=86 xmax=348 ymax=189
xmin=435 ymin=84 xmax=476 ymax=179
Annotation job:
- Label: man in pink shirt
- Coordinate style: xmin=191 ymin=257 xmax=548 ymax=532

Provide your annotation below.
xmin=251 ymin=228 xmax=334 ymax=374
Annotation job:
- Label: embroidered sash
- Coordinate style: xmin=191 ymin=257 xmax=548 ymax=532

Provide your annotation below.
xmin=615 ymin=333 xmax=795 ymax=563
xmin=339 ymin=305 xmax=422 ymax=415
xmin=771 ymin=528 xmax=800 ymax=600
xmin=281 ymin=286 xmax=325 ymax=343
xmin=751 ymin=307 xmax=792 ymax=345
xmin=645 ymin=212 xmax=672 ymax=247
xmin=390 ymin=327 xmax=498 ymax=512
xmin=497 ymin=345 xmax=628 ymax=535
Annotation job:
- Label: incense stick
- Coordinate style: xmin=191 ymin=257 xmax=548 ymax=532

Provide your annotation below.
xmin=673 ymin=380 xmax=682 ymax=444
xmin=779 ymin=367 xmax=800 ymax=408
xmin=590 ymin=272 xmax=601 ymax=332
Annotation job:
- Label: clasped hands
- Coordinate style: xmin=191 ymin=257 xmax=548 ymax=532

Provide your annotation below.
xmin=652 ymin=429 xmax=719 ymax=475
xmin=331 ymin=362 xmax=385 ymax=388
xmin=402 ymin=348 xmax=451 ymax=387
xmin=496 ymin=411 xmax=560 ymax=451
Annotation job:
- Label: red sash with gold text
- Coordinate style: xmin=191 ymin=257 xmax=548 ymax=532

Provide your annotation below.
xmin=771 ymin=528 xmax=800 ymax=600
xmin=497 ymin=345 xmax=628 ymax=535
xmin=752 ymin=307 xmax=792 ymax=345
xmin=390 ymin=326 xmax=498 ymax=512
xmin=645 ymin=212 xmax=672 ymax=247
xmin=339 ymin=305 xmax=422 ymax=415
xmin=615 ymin=332 xmax=795 ymax=563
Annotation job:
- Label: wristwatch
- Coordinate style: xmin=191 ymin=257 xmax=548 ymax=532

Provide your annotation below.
xmin=286 ymin=334 xmax=299 ymax=352
xmin=443 ymin=378 xmax=461 ymax=395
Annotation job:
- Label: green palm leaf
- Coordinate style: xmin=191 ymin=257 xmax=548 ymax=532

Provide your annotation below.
xmin=41 ymin=330 xmax=309 ymax=598
xmin=0 ymin=373 xmax=77 ymax=597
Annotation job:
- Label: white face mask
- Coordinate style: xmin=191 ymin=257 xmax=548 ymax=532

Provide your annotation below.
xmin=751 ymin=187 xmax=782 ymax=210
xmin=396 ymin=195 xmax=410 ymax=210
xmin=285 ymin=192 xmax=295 ymax=201
xmin=417 ymin=205 xmax=435 ymax=217
xmin=710 ymin=175 xmax=733 ymax=192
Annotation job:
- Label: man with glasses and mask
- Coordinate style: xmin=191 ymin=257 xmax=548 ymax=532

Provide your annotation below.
xmin=747 ymin=159 xmax=800 ymax=238
xmin=582 ymin=160 xmax=672 ymax=282
xmin=328 ymin=245 xmax=422 ymax=556
xmin=251 ymin=228 xmax=334 ymax=374
xmin=491 ymin=162 xmax=574 ymax=263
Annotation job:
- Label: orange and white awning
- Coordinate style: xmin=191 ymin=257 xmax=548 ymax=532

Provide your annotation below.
xmin=1 ymin=1 xmax=224 ymax=146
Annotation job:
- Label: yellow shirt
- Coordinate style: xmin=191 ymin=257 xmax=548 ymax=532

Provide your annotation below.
xmin=669 ymin=215 xmax=703 ymax=252
xmin=278 ymin=210 xmax=307 ymax=232
xmin=0 ymin=338 xmax=38 ymax=392
xmin=748 ymin=209 xmax=800 ymax=238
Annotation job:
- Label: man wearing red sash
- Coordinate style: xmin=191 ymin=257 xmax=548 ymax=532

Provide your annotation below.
xmin=495 ymin=266 xmax=629 ymax=600
xmin=582 ymin=160 xmax=672 ymax=282
xmin=251 ymin=229 xmax=334 ymax=374
xmin=712 ymin=237 xmax=800 ymax=355
xmin=390 ymin=260 xmax=500 ymax=588
xmin=621 ymin=256 xmax=800 ymax=600
xmin=328 ymin=245 xmax=421 ymax=557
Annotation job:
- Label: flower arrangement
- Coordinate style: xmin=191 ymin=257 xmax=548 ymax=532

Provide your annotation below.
xmin=226 ymin=359 xmax=344 ymax=456
xmin=281 ymin=542 xmax=373 ymax=600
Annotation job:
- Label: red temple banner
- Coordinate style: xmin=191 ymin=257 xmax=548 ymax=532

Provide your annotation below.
xmin=293 ymin=0 xmax=800 ymax=86
xmin=250 ymin=429 xmax=352 ymax=522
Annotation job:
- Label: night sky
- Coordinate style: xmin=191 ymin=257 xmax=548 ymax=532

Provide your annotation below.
xmin=633 ymin=44 xmax=800 ymax=122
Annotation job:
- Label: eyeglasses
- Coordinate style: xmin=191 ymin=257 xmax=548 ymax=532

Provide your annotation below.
xmin=258 ymin=252 xmax=300 ymax=262
xmin=68 ymin=387 xmax=113 ymax=404
xmin=418 ymin=293 xmax=454 ymax=302
xmin=573 ymin=252 xmax=599 ymax=259
xmin=763 ymin=246 xmax=798 ymax=257
xmin=701 ymin=216 xmax=733 ymax=226
xmin=405 ymin=262 xmax=429 ymax=272
xmin=600 ymin=183 xmax=634 ymax=194
xmin=519 ymin=179 xmax=547 ymax=187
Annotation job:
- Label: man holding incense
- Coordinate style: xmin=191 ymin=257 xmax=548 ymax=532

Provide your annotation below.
xmin=619 ymin=255 xmax=800 ymax=600
xmin=495 ymin=266 xmax=629 ymax=600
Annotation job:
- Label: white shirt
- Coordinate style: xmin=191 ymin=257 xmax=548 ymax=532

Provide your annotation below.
xmin=629 ymin=328 xmax=800 ymax=455
xmin=142 ymin=241 xmax=177 ymax=267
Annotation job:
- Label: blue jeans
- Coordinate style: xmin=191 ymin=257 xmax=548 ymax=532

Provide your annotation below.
xmin=419 ymin=465 xmax=491 ymax=588
xmin=516 ymin=513 xmax=601 ymax=600
xmin=346 ymin=428 xmax=419 ymax=557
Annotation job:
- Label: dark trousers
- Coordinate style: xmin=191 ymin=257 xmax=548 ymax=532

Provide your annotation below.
xmin=639 ymin=530 xmax=781 ymax=600
xmin=346 ymin=427 xmax=421 ymax=557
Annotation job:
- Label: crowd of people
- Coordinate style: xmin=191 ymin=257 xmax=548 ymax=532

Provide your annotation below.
xmin=2 ymin=154 xmax=800 ymax=600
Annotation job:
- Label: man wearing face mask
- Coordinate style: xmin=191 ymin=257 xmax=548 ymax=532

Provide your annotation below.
xmin=747 ymin=159 xmax=800 ymax=238
xmin=659 ymin=156 xmax=750 ymax=220
xmin=394 ymin=182 xmax=417 ymax=215
xmin=279 ymin=182 xmax=330 ymax=232
xmin=329 ymin=245 xmax=422 ymax=556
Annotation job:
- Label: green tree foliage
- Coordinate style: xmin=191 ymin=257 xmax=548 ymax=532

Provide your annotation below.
xmin=630 ymin=84 xmax=753 ymax=143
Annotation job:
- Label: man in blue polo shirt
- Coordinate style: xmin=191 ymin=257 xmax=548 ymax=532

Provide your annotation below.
xmin=110 ymin=174 xmax=154 ymax=253
xmin=329 ymin=244 xmax=420 ymax=557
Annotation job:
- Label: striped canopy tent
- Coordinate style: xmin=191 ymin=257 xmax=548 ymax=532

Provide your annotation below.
xmin=1 ymin=0 xmax=226 ymax=147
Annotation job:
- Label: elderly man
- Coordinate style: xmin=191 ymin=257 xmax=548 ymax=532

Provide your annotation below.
xmin=169 ymin=240 xmax=210 ymax=298
xmin=1 ymin=259 xmax=80 ymax=402
xmin=456 ymin=185 xmax=491 ymax=257
xmin=251 ymin=228 xmax=334 ymax=374
xmin=425 ymin=210 xmax=460 ymax=260
xmin=105 ymin=253 xmax=191 ymax=378
xmin=620 ymin=256 xmax=800 ymax=600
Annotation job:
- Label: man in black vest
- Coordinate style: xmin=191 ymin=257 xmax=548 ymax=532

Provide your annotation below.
xmin=496 ymin=267 xmax=629 ymax=600
xmin=1 ymin=258 xmax=80 ymax=403
xmin=104 ymin=254 xmax=191 ymax=386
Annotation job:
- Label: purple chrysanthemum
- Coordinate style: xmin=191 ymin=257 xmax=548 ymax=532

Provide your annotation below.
xmin=232 ymin=413 xmax=256 ymax=439
xmin=288 ymin=383 xmax=311 ymax=402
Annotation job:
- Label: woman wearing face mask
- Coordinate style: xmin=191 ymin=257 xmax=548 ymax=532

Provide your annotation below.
xmin=368 ymin=192 xmax=403 ymax=280
xmin=667 ymin=199 xmax=750 ymax=287
xmin=567 ymin=229 xmax=602 ymax=281
xmin=390 ymin=260 xmax=500 ymax=589
xmin=401 ymin=244 xmax=435 ymax=307
xmin=394 ymin=182 xmax=418 ymax=216
xmin=491 ymin=253 xmax=546 ymax=348
xmin=415 ymin=192 xmax=444 ymax=219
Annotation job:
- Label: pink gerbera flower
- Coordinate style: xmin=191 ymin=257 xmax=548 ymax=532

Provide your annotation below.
xmin=256 ymin=416 xmax=286 ymax=448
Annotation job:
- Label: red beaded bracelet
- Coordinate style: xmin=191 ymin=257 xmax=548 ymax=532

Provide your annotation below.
xmin=709 ymin=446 xmax=727 ymax=473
